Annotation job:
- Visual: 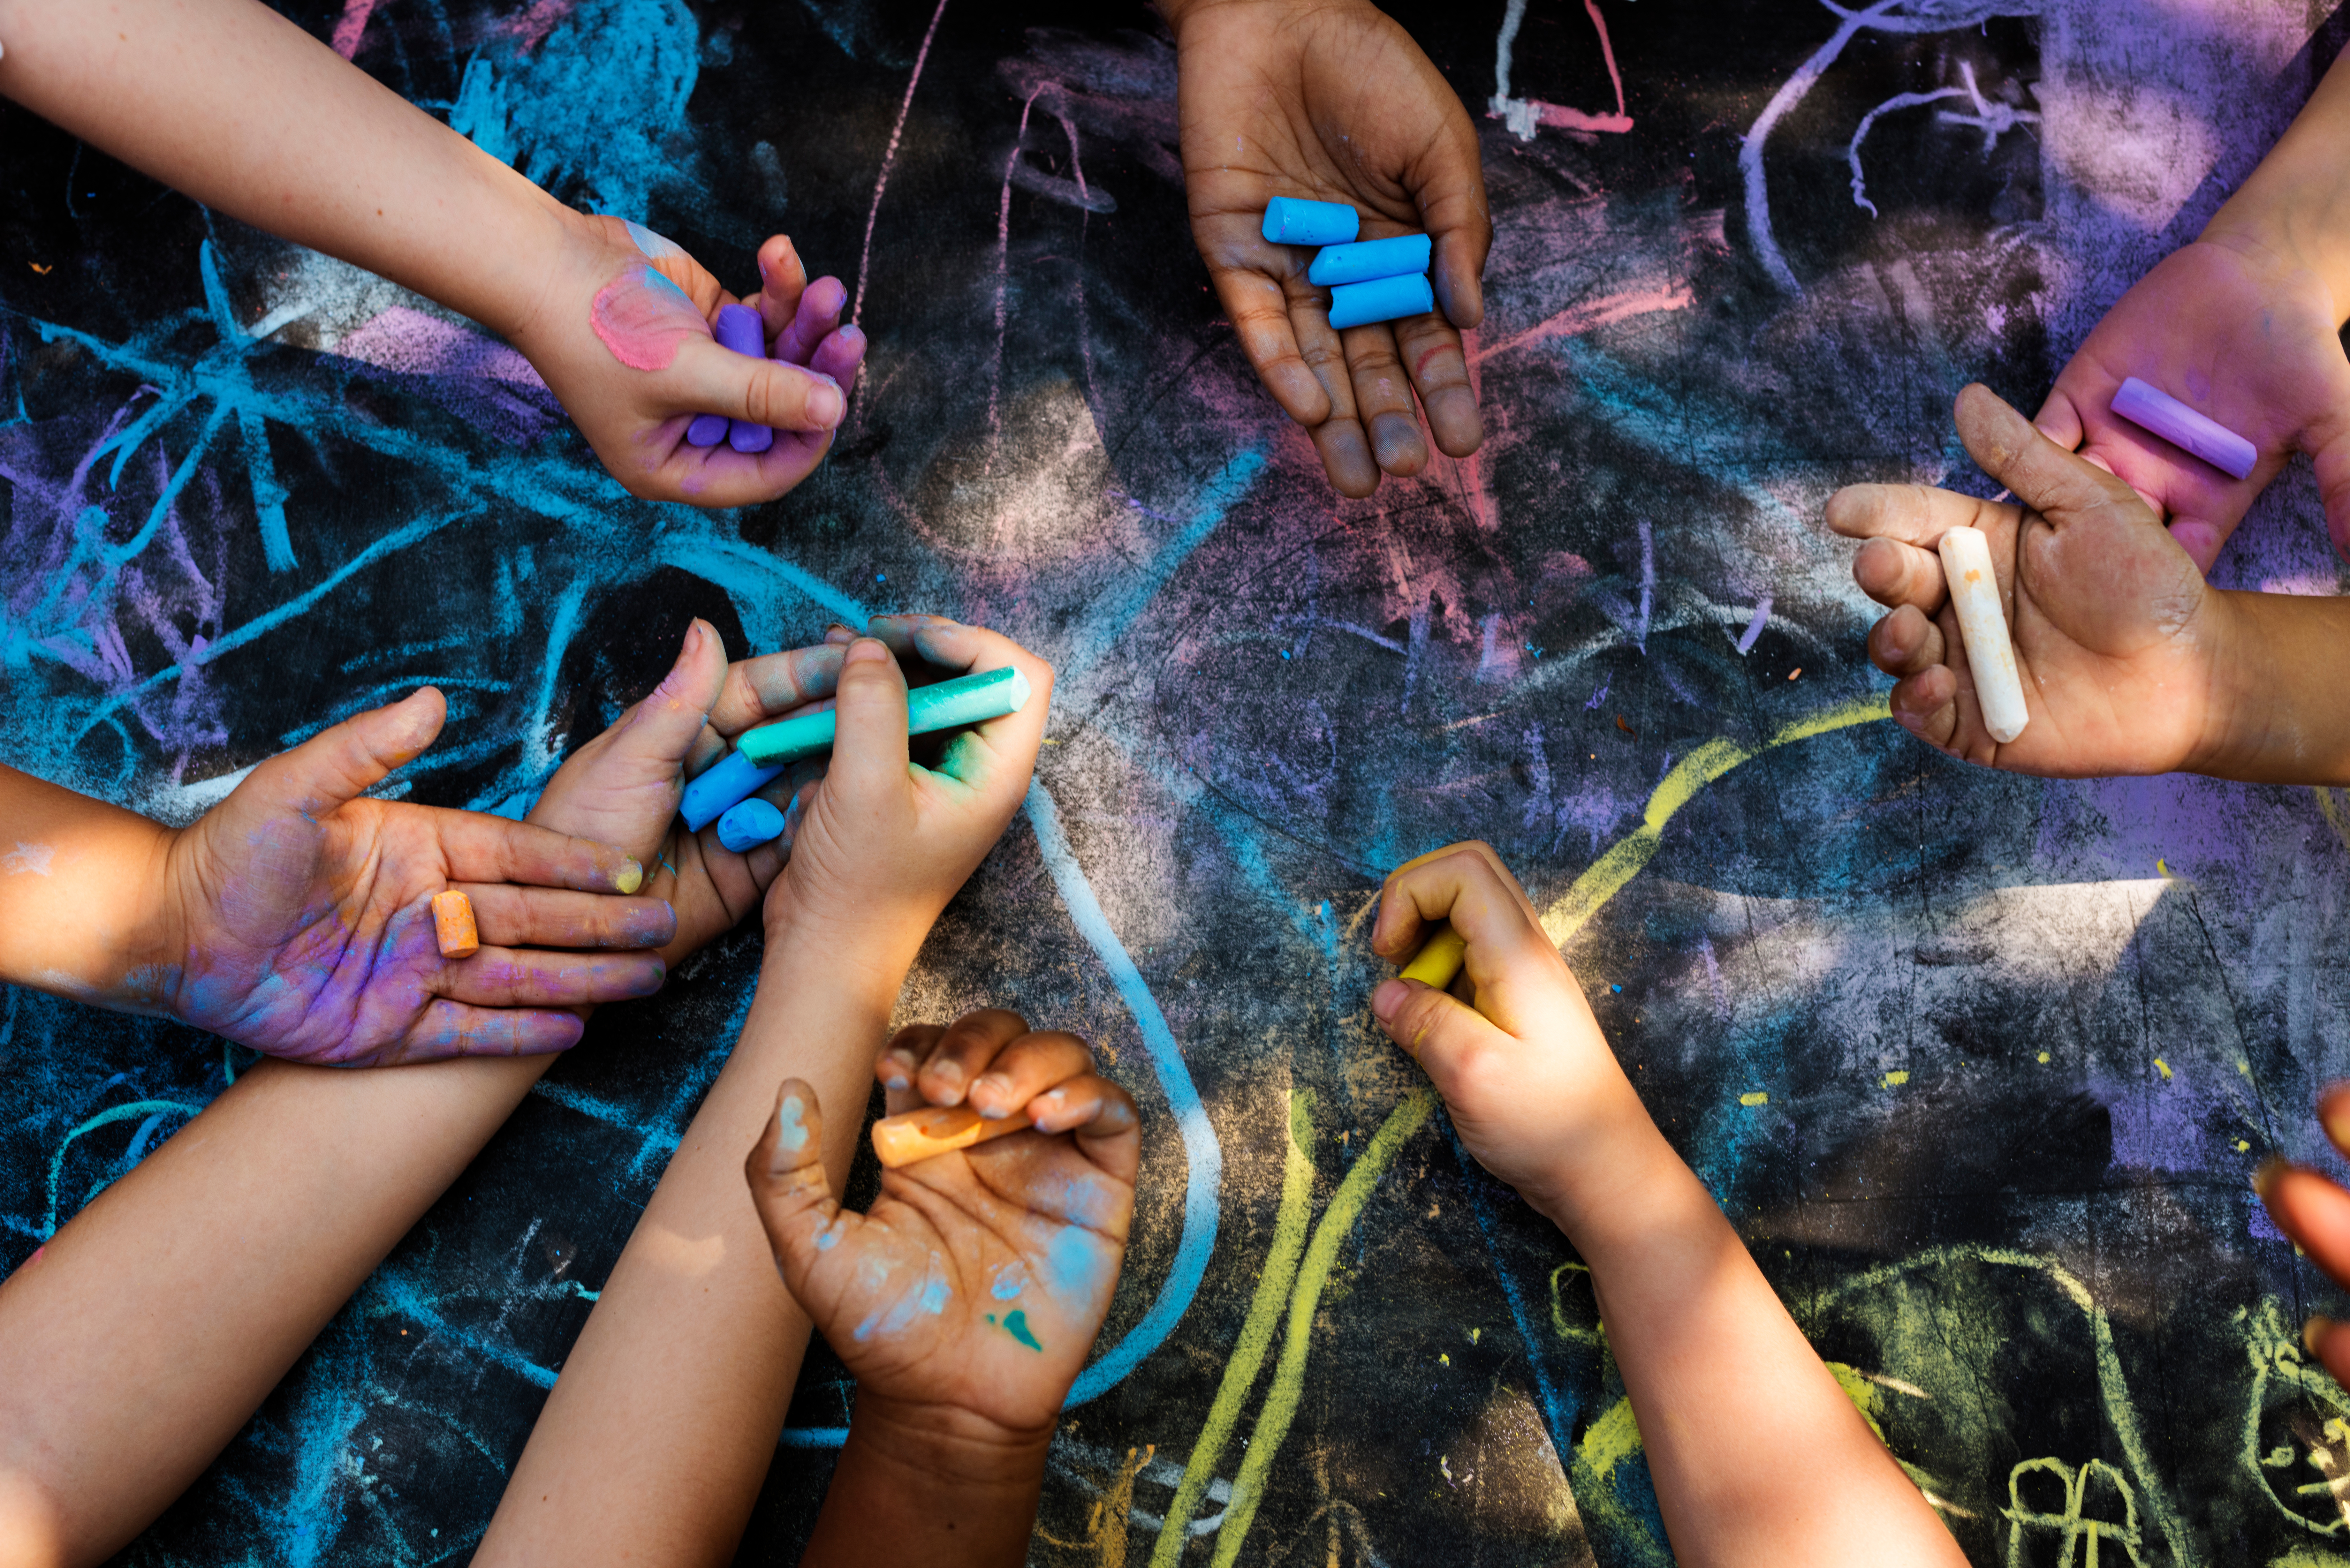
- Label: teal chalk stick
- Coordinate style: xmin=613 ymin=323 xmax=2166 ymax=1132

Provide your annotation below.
xmin=735 ymin=665 xmax=1033 ymax=767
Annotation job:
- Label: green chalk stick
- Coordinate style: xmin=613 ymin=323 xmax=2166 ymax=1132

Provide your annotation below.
xmin=735 ymin=665 xmax=1033 ymax=767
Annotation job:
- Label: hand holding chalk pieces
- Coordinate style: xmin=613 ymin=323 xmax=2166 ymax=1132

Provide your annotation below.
xmin=872 ymin=1104 xmax=1034 ymax=1168
xmin=1936 ymin=526 xmax=2029 ymax=744
xmin=686 ymin=303 xmax=774 ymax=452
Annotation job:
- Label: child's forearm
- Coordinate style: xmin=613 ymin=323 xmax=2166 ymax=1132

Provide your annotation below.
xmin=800 ymin=1394 xmax=1050 ymax=1568
xmin=0 ymin=765 xmax=176 ymax=1010
xmin=1542 ymin=1131 xmax=1963 ymax=1568
xmin=0 ymin=0 xmax=571 ymax=339
xmin=2203 ymin=49 xmax=2350 ymax=323
xmin=475 ymin=919 xmax=904 ymax=1564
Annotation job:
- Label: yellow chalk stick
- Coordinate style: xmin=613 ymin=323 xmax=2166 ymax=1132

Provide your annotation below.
xmin=431 ymin=890 xmax=479 ymax=959
xmin=872 ymin=1104 xmax=1034 ymax=1168
xmin=1399 ymin=923 xmax=1468 ymax=990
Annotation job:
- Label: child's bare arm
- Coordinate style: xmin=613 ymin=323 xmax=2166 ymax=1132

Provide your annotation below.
xmin=1368 ymin=844 xmax=1967 ymax=1568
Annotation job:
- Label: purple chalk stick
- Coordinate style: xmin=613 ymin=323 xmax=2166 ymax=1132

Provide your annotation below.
xmin=711 ymin=303 xmax=774 ymax=453
xmin=2110 ymin=376 xmax=2256 ymax=480
xmin=686 ymin=413 xmax=729 ymax=447
xmin=730 ymin=419 xmax=774 ymax=454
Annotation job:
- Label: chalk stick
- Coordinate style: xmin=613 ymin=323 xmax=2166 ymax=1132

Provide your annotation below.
xmin=1307 ymin=233 xmax=1432 ymax=288
xmin=2110 ymin=376 xmax=2256 ymax=480
xmin=1936 ymin=526 xmax=2029 ymax=745
xmin=686 ymin=413 xmax=729 ymax=447
xmin=1328 ymin=273 xmax=1435 ymax=330
xmin=681 ymin=748 xmax=787 ymax=833
xmin=711 ymin=304 xmax=775 ymax=455
xmin=716 ymin=796 xmax=788 ymax=853
xmin=431 ymin=890 xmax=479 ymax=960
xmin=872 ymin=1104 xmax=1034 ymax=1168
xmin=1399 ymin=923 xmax=1467 ymax=990
xmin=1262 ymin=197 xmax=1359 ymax=247
xmin=736 ymin=664 xmax=1033 ymax=767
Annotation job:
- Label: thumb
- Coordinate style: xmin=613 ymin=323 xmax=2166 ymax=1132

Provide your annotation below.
xmin=2313 ymin=418 xmax=2350 ymax=565
xmin=247 ymin=687 xmax=444 ymax=820
xmin=2032 ymin=383 xmax=2086 ymax=453
xmin=1954 ymin=383 xmax=2143 ymax=526
xmin=615 ymin=619 xmax=728 ymax=769
xmin=829 ymin=637 xmax=911 ymax=798
xmin=671 ymin=336 xmax=846 ymax=434
xmin=1416 ymin=134 xmax=1490 ymax=332
xmin=745 ymin=1077 xmax=848 ymax=1295
xmin=1370 ymin=975 xmax=1512 ymax=1094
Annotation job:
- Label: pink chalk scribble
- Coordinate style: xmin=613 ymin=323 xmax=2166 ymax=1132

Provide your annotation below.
xmin=1471 ymin=281 xmax=1694 ymax=364
xmin=497 ymin=0 xmax=580 ymax=58
xmin=1488 ymin=0 xmax=1633 ymax=141
xmin=329 ymin=0 xmax=380 ymax=59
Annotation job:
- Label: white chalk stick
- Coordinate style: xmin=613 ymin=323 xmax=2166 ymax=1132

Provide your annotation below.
xmin=1936 ymin=527 xmax=2028 ymax=745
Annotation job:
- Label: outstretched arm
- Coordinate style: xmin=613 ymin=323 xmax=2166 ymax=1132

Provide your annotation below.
xmin=0 ymin=0 xmax=860 ymax=505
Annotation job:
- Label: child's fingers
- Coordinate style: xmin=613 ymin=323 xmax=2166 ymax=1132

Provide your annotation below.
xmin=863 ymin=616 xmax=1056 ymax=790
xmin=431 ymin=946 xmax=669 ymax=1009
xmin=607 ymin=619 xmax=729 ymax=770
xmin=2322 ymin=1084 xmax=2350 ymax=1160
xmin=703 ymin=642 xmax=850 ymax=742
xmin=828 ymin=636 xmax=914 ymax=800
xmin=1031 ymin=1074 xmax=1141 ymax=1186
xmin=242 ymin=687 xmax=444 ymax=818
xmin=806 ymin=322 xmax=866 ymax=390
xmin=970 ymin=1081 xmax=1141 ymax=1228
xmin=1953 ymin=382 xmax=2150 ymax=527
xmin=905 ymin=1008 xmax=1033 ymax=1108
xmin=879 ymin=1024 xmax=947 ymax=1112
xmin=966 ymin=1030 xmax=1097 ymax=1123
xmin=1888 ymin=665 xmax=1961 ymax=748
xmin=1850 ymin=535 xmax=1951 ymax=616
xmin=1367 ymin=975 xmax=1516 ymax=1103
xmin=429 ymin=811 xmax=646 ymax=895
xmin=2033 ymin=382 xmax=2088 ymax=453
xmin=1865 ymin=603 xmax=1949 ymax=679
xmin=1372 ymin=841 xmax=1544 ymax=964
xmin=1823 ymin=481 xmax=2004 ymax=554
xmin=667 ymin=337 xmax=847 ymax=434
xmin=377 ymin=1000 xmax=588 ymax=1066
xmin=749 ymin=235 xmax=809 ymax=343
xmin=2260 ymin=1161 xmax=2350 ymax=1295
xmin=776 ymin=276 xmax=850 ymax=366
xmin=1392 ymin=309 xmax=1480 ymax=460
xmin=1203 ymin=244 xmax=1332 ymax=429
xmin=745 ymin=1078 xmax=853 ymax=1293
xmin=1340 ymin=320 xmax=1429 ymax=477
xmin=1291 ymin=297 xmax=1380 ymax=499
xmin=458 ymin=885 xmax=678 ymax=951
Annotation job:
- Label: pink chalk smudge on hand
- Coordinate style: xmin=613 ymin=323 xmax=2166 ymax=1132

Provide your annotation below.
xmin=591 ymin=265 xmax=708 ymax=372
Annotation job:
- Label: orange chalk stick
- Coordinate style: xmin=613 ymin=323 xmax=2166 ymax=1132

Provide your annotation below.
xmin=871 ymin=1104 xmax=1034 ymax=1168
xmin=431 ymin=890 xmax=480 ymax=959
xmin=1399 ymin=923 xmax=1467 ymax=990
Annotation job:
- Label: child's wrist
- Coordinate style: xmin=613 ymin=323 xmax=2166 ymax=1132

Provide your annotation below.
xmin=1524 ymin=1109 xmax=1690 ymax=1258
xmin=843 ymin=1388 xmax=1055 ymax=1488
xmin=2202 ymin=185 xmax=2350 ymax=327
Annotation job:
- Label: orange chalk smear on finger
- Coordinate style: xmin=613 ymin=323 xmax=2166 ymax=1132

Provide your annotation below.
xmin=431 ymin=890 xmax=480 ymax=959
xmin=871 ymin=1104 xmax=1033 ymax=1168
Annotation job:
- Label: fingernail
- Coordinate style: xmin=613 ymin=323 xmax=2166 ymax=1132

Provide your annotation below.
xmin=808 ymin=384 xmax=845 ymax=428
xmin=826 ymin=622 xmax=856 ymax=639
xmin=1371 ymin=978 xmax=1409 ymax=1021
xmin=973 ymin=1072 xmax=1013 ymax=1115
xmin=616 ymin=858 xmax=644 ymax=895
xmin=2310 ymin=1315 xmax=2336 ymax=1358
xmin=2253 ymin=1156 xmax=2289 ymax=1200
xmin=845 ymin=638 xmax=889 ymax=665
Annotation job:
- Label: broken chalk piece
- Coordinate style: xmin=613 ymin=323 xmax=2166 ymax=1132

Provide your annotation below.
xmin=713 ymin=304 xmax=774 ymax=455
xmin=681 ymin=748 xmax=787 ymax=834
xmin=686 ymin=413 xmax=729 ymax=448
xmin=736 ymin=664 xmax=1033 ymax=767
xmin=431 ymin=890 xmax=480 ymax=960
xmin=1262 ymin=197 xmax=1360 ymax=247
xmin=1936 ymin=526 xmax=2029 ymax=745
xmin=1308 ymin=233 xmax=1432 ymax=288
xmin=1328 ymin=272 xmax=1436 ymax=331
xmin=2110 ymin=376 xmax=2256 ymax=481
xmin=873 ymin=1104 xmax=1034 ymax=1168
xmin=1399 ymin=923 xmax=1467 ymax=990
xmin=716 ymin=796 xmax=788 ymax=854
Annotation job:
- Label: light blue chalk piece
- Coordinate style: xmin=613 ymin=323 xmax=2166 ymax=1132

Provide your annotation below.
xmin=736 ymin=664 xmax=1033 ymax=767
xmin=1261 ymin=197 xmax=1359 ymax=247
xmin=1328 ymin=272 xmax=1435 ymax=330
xmin=718 ymin=796 xmax=788 ymax=852
xmin=1307 ymin=232 xmax=1431 ymax=287
xmin=681 ymin=748 xmax=785 ymax=833
xmin=776 ymin=1094 xmax=809 ymax=1151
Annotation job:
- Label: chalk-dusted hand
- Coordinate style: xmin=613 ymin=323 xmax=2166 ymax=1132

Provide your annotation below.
xmin=767 ymin=617 xmax=1053 ymax=971
xmin=747 ymin=1010 xmax=1138 ymax=1436
xmin=1369 ymin=842 xmax=1646 ymax=1216
xmin=2036 ymin=237 xmax=2350 ymax=572
xmin=510 ymin=217 xmax=866 ymax=508
xmin=1830 ymin=383 xmax=2232 ymax=776
xmin=154 ymin=690 xmax=670 ymax=1065
xmin=1165 ymin=0 xmax=1489 ymax=496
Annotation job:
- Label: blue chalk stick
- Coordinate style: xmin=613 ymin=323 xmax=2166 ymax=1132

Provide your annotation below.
xmin=681 ymin=748 xmax=786 ymax=833
xmin=1307 ymin=233 xmax=1431 ymax=287
xmin=1328 ymin=272 xmax=1435 ymax=330
xmin=716 ymin=796 xmax=788 ymax=853
xmin=686 ymin=413 xmax=729 ymax=447
xmin=1262 ymin=198 xmax=1359 ymax=247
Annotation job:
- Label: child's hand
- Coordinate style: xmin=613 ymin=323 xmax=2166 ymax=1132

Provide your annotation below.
xmin=526 ymin=618 xmax=852 ymax=966
xmin=1828 ymin=383 xmax=2235 ymax=776
xmin=1368 ymin=842 xmax=1650 ymax=1223
xmin=509 ymin=216 xmax=867 ymax=509
xmin=746 ymin=1010 xmax=1138 ymax=1438
xmin=158 ymin=690 xmax=671 ymax=1066
xmin=766 ymin=617 xmax=1054 ymax=975
xmin=2256 ymin=1088 xmax=2350 ymax=1387
xmin=2035 ymin=237 xmax=2350 ymax=572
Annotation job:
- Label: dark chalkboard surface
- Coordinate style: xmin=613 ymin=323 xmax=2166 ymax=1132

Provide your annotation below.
xmin=6 ymin=1 xmax=2350 ymax=1562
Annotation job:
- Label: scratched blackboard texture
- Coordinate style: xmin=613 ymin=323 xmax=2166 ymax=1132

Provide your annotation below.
xmin=7 ymin=0 xmax=2350 ymax=1562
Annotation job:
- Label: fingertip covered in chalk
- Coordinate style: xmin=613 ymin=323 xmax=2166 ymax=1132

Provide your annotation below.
xmin=430 ymin=889 xmax=480 ymax=959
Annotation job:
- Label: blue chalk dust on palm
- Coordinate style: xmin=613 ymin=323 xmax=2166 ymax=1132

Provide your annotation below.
xmin=986 ymin=1309 xmax=1046 ymax=1352
xmin=990 ymin=1263 xmax=1027 ymax=1300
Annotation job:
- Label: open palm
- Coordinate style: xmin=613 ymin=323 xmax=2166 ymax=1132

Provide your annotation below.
xmin=1172 ymin=0 xmax=1489 ymax=496
xmin=1830 ymin=384 xmax=2231 ymax=776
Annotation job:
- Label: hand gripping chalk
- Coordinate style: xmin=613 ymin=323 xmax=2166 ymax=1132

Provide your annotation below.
xmin=716 ymin=796 xmax=787 ymax=853
xmin=736 ymin=664 xmax=1032 ymax=767
xmin=681 ymin=748 xmax=787 ymax=833
xmin=1399 ymin=923 xmax=1467 ymax=990
xmin=713 ymin=303 xmax=775 ymax=455
xmin=2109 ymin=376 xmax=2255 ymax=480
xmin=1328 ymin=273 xmax=1435 ymax=330
xmin=431 ymin=890 xmax=480 ymax=959
xmin=1262 ymin=197 xmax=1359 ymax=247
xmin=1307 ymin=233 xmax=1432 ymax=288
xmin=872 ymin=1104 xmax=1034 ymax=1168
xmin=1936 ymin=526 xmax=2029 ymax=745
